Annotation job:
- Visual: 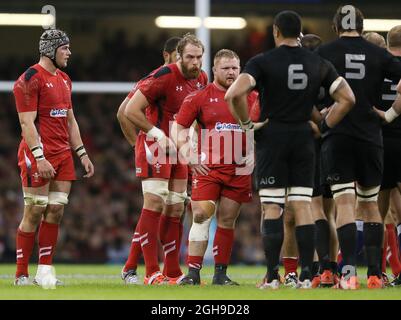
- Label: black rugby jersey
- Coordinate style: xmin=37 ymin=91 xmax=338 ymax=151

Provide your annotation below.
xmin=244 ymin=45 xmax=339 ymax=124
xmin=317 ymin=36 xmax=401 ymax=146
xmin=378 ymin=71 xmax=401 ymax=138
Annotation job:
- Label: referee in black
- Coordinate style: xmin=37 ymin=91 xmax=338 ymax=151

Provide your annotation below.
xmin=225 ymin=10 xmax=355 ymax=289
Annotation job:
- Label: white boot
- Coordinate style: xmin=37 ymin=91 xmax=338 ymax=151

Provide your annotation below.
xmin=33 ymin=265 xmax=61 ymax=289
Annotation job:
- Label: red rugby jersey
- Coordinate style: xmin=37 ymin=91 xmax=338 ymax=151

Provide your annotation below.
xmin=13 ymin=63 xmax=72 ymax=157
xmin=137 ymin=63 xmax=208 ymax=136
xmin=176 ymin=82 xmax=259 ymax=168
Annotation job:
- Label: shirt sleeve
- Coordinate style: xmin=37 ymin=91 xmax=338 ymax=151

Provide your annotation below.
xmin=243 ymin=54 xmax=263 ymax=83
xmin=137 ymin=67 xmax=171 ymax=104
xmin=13 ymin=73 xmax=41 ymax=113
xmin=175 ymin=92 xmax=200 ymax=128
xmin=320 ymin=58 xmax=340 ymax=92
xmin=383 ymin=50 xmax=401 ymax=81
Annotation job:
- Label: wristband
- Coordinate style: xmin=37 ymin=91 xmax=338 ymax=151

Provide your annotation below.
xmin=75 ymin=145 xmax=88 ymax=159
xmin=384 ymin=107 xmax=400 ymax=123
xmin=31 ymin=145 xmax=44 ymax=160
xmin=147 ymin=126 xmax=165 ymax=141
xmin=240 ymin=118 xmax=254 ymax=130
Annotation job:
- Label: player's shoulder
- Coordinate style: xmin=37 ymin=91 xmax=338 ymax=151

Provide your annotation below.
xmin=19 ymin=64 xmax=41 ymax=82
xmin=153 ymin=64 xmax=174 ymax=79
xmin=248 ymin=52 xmax=269 ymax=64
xmin=316 ymin=39 xmax=340 ymax=55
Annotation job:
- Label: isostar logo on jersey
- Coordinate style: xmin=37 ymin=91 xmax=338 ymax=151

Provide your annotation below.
xmin=214 ymin=122 xmax=243 ymax=132
xmin=50 ymin=109 xmax=68 ymax=117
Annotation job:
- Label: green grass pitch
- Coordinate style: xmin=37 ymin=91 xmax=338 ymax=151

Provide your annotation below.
xmin=0 ymin=264 xmax=400 ymax=300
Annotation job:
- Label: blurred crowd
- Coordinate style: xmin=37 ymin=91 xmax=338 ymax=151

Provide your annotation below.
xmin=0 ymin=29 xmax=268 ymax=265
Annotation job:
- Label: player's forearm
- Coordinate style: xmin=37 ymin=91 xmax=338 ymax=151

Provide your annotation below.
xmin=326 ymin=79 xmax=355 ymax=128
xmin=125 ymin=107 xmax=153 ymax=133
xmin=68 ymin=117 xmax=84 ymax=150
xmin=20 ymin=121 xmax=41 ymax=150
xmin=117 ymin=112 xmax=137 ymax=147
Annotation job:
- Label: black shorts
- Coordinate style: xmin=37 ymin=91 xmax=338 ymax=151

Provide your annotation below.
xmin=320 ymin=134 xmax=383 ymax=187
xmin=381 ymin=136 xmax=401 ymax=190
xmin=255 ymin=121 xmax=315 ymax=189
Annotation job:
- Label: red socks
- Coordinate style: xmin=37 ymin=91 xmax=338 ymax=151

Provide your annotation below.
xmin=283 ymin=257 xmax=298 ymax=276
xmin=139 ymin=209 xmax=162 ymax=276
xmin=16 ymin=229 xmax=36 ymax=277
xmin=38 ymin=221 xmax=59 ymax=265
xmin=213 ymin=227 xmax=234 ymax=266
xmin=187 ymin=255 xmax=203 ymax=270
xmin=386 ymin=224 xmax=401 ymax=276
xmin=123 ymin=215 xmax=143 ymax=272
xmin=159 ymin=215 xmax=182 ymax=278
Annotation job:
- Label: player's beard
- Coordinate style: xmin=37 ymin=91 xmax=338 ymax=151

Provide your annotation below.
xmin=181 ymin=62 xmax=201 ymax=79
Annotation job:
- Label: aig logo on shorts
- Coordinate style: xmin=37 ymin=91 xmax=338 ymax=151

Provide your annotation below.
xmin=50 ymin=109 xmax=68 ymax=117
xmin=260 ymin=177 xmax=275 ymax=185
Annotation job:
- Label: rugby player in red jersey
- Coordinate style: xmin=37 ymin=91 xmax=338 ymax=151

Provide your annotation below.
xmin=124 ymin=34 xmax=208 ymax=285
xmin=172 ymin=49 xmax=263 ymax=285
xmin=13 ymin=29 xmax=94 ymax=286
xmin=117 ymin=36 xmax=181 ymax=285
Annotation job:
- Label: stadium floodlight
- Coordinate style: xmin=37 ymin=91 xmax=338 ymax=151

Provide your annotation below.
xmin=0 ymin=13 xmax=55 ymax=27
xmin=155 ymin=16 xmax=247 ymax=30
xmin=364 ymin=19 xmax=401 ymax=32
xmin=204 ymin=17 xmax=247 ymax=30
xmin=155 ymin=16 xmax=202 ymax=29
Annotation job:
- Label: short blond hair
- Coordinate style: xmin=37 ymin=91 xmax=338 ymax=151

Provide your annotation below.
xmin=176 ymin=33 xmax=204 ymax=57
xmin=387 ymin=25 xmax=401 ymax=49
xmin=363 ymin=32 xmax=386 ymax=48
xmin=213 ymin=49 xmax=240 ymax=65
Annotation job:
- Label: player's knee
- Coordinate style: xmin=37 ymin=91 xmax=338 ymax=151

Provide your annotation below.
xmin=217 ymin=215 xmax=237 ymax=229
xmin=23 ymin=192 xmax=48 ymax=207
xmin=330 ymin=182 xmax=355 ymax=200
xmin=24 ymin=208 xmax=43 ymax=226
xmin=45 ymin=204 xmax=64 ymax=223
xmin=193 ymin=211 xmax=211 ymax=224
xmin=189 ymin=216 xmax=213 ymax=241
xmin=259 ymin=188 xmax=285 ymax=219
xmin=356 ymin=186 xmax=380 ymax=202
xmin=164 ymin=202 xmax=185 ymax=218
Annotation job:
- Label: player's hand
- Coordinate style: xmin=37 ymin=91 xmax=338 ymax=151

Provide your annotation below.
xmin=190 ymin=163 xmax=210 ymax=176
xmin=320 ymin=107 xmax=331 ymax=118
xmin=36 ymin=159 xmax=56 ymax=179
xmin=81 ymin=155 xmax=94 ymax=178
xmin=309 ymin=120 xmax=321 ymax=138
xmin=373 ymin=106 xmax=387 ymax=123
xmin=253 ymin=118 xmax=269 ymax=131
xmin=188 ymin=154 xmax=210 ymax=175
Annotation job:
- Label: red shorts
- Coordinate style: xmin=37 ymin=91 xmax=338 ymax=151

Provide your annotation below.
xmin=18 ymin=143 xmax=76 ymax=188
xmin=191 ymin=166 xmax=252 ymax=203
xmin=134 ymin=134 xmax=188 ymax=180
